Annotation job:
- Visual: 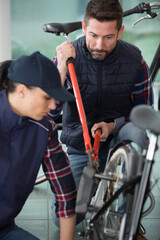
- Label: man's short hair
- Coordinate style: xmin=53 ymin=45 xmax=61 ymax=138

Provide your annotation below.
xmin=84 ymin=0 xmax=123 ymax=31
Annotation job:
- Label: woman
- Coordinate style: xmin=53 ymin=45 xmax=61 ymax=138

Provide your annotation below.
xmin=0 ymin=51 xmax=76 ymax=240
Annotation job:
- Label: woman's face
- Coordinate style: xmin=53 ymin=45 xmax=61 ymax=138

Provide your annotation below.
xmin=9 ymin=85 xmax=57 ymax=121
xmin=23 ymin=87 xmax=57 ymax=120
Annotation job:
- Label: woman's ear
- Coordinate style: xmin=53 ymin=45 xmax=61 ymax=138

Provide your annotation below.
xmin=17 ymin=84 xmax=26 ymax=98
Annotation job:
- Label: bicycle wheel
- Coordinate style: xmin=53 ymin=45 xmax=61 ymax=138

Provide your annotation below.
xmin=90 ymin=143 xmax=140 ymax=240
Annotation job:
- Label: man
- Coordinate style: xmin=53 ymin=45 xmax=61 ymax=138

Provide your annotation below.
xmin=0 ymin=52 xmax=76 ymax=240
xmin=51 ymin=0 xmax=153 ymax=237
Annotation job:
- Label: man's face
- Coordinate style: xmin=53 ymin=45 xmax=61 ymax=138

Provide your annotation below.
xmin=82 ymin=18 xmax=124 ymax=60
xmin=19 ymin=86 xmax=57 ymax=121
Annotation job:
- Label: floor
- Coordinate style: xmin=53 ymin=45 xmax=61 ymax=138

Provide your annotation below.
xmin=15 ymin=86 xmax=160 ymax=240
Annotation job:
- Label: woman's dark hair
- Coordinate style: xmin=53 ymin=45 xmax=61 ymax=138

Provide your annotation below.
xmin=0 ymin=60 xmax=18 ymax=93
xmin=84 ymin=0 xmax=123 ymax=31
xmin=0 ymin=60 xmax=34 ymax=93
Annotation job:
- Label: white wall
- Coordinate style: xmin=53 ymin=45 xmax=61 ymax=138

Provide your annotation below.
xmin=0 ymin=0 xmax=11 ymax=61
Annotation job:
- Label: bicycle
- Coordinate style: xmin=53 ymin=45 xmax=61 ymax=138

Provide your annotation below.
xmin=37 ymin=3 xmax=160 ymax=239
xmin=74 ymin=104 xmax=159 ymax=240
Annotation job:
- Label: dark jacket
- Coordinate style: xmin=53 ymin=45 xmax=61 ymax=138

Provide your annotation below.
xmin=0 ymin=90 xmax=48 ymax=238
xmin=60 ymin=37 xmax=142 ymax=154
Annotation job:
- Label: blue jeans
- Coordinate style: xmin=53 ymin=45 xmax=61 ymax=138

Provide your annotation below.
xmin=0 ymin=226 xmax=40 ymax=240
xmin=52 ymin=122 xmax=148 ymax=226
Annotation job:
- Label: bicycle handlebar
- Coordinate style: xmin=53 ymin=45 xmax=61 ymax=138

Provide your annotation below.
xmin=123 ymin=2 xmax=160 ymax=27
xmin=123 ymin=3 xmax=146 ymax=17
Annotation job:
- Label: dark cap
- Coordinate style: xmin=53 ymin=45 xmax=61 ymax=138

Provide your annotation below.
xmin=7 ymin=51 xmax=74 ymax=102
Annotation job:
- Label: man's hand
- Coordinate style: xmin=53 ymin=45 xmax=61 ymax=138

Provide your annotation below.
xmin=91 ymin=121 xmax=115 ymax=142
xmin=56 ymin=41 xmax=76 ymax=86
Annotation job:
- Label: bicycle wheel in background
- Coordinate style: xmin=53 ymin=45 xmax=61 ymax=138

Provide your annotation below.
xmin=90 ymin=143 xmax=141 ymax=240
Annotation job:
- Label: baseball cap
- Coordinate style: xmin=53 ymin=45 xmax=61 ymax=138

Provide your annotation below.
xmin=7 ymin=51 xmax=74 ymax=102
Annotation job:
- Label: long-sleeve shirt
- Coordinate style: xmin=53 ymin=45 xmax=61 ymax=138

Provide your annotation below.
xmin=43 ymin=117 xmax=77 ymax=218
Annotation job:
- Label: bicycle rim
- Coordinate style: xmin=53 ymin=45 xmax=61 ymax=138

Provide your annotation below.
xmin=90 ymin=144 xmax=139 ymax=240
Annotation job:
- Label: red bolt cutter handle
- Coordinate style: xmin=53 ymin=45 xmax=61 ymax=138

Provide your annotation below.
xmin=67 ymin=60 xmax=101 ymax=162
xmin=67 ymin=62 xmax=92 ymax=153
xmin=93 ymin=128 xmax=102 ymax=162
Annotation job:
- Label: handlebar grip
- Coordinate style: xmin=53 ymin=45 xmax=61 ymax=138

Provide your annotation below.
xmin=123 ymin=3 xmax=146 ymax=17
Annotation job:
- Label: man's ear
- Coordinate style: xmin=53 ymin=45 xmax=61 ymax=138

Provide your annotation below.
xmin=82 ymin=20 xmax=86 ymax=36
xmin=118 ymin=25 xmax=124 ymax=40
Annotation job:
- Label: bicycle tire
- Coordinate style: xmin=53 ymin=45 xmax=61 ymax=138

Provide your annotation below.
xmin=90 ymin=143 xmax=140 ymax=240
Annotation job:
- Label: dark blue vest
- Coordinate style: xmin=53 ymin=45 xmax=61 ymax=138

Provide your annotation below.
xmin=0 ymin=90 xmax=49 ymax=237
xmin=60 ymin=37 xmax=142 ymax=154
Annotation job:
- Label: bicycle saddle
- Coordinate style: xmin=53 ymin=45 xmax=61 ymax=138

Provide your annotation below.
xmin=43 ymin=21 xmax=81 ymax=35
xmin=130 ymin=105 xmax=160 ymax=134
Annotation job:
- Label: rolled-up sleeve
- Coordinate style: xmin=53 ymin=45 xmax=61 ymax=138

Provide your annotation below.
xmin=42 ymin=118 xmax=77 ymax=218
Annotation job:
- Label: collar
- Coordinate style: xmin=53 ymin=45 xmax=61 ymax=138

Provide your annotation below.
xmin=0 ymin=90 xmax=27 ymax=132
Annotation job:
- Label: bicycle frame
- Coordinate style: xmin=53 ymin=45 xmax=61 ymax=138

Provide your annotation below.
xmin=128 ymin=105 xmax=160 ymax=239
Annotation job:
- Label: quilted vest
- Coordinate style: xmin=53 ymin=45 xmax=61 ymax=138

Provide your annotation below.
xmin=60 ymin=37 xmax=142 ymax=154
